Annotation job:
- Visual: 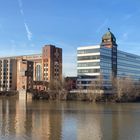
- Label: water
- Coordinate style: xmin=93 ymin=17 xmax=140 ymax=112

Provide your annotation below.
xmin=0 ymin=97 xmax=140 ymax=140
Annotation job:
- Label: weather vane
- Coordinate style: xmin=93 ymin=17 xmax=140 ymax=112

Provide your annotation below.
xmin=108 ymin=28 xmax=110 ymax=31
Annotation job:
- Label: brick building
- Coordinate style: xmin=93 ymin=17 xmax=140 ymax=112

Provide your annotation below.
xmin=42 ymin=45 xmax=62 ymax=82
xmin=17 ymin=59 xmax=33 ymax=91
xmin=0 ymin=44 xmax=62 ymax=92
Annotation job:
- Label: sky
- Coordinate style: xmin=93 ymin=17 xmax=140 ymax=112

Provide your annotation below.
xmin=0 ymin=0 xmax=140 ymax=76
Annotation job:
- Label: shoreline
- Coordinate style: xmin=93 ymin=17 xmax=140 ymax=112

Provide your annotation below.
xmin=31 ymin=91 xmax=140 ymax=103
xmin=0 ymin=90 xmax=140 ymax=103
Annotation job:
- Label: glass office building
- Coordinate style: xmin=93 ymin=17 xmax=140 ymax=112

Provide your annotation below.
xmin=117 ymin=50 xmax=140 ymax=80
xmin=77 ymin=29 xmax=140 ymax=90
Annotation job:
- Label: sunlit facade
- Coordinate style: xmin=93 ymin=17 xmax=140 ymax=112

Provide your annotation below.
xmin=42 ymin=45 xmax=62 ymax=82
xmin=0 ymin=59 xmax=17 ymax=91
xmin=77 ymin=45 xmax=112 ymax=89
xmin=0 ymin=45 xmax=62 ymax=91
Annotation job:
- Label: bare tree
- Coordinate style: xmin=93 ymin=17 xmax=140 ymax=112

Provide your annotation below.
xmin=87 ymin=74 xmax=103 ymax=101
xmin=110 ymin=74 xmax=117 ymax=94
xmin=87 ymin=80 xmax=98 ymax=101
xmin=116 ymin=77 xmax=125 ymax=100
xmin=134 ymin=81 xmax=140 ymax=97
xmin=77 ymin=81 xmax=84 ymax=99
xmin=124 ymin=77 xmax=134 ymax=97
xmin=97 ymin=74 xmax=104 ymax=94
xmin=115 ymin=76 xmax=135 ymax=101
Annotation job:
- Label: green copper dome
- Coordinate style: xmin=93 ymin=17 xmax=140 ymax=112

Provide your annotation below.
xmin=102 ymin=28 xmax=116 ymax=42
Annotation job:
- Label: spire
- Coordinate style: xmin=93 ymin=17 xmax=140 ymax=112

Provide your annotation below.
xmin=101 ymin=29 xmax=117 ymax=47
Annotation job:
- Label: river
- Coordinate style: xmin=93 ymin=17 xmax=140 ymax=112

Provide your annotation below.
xmin=0 ymin=97 xmax=140 ymax=140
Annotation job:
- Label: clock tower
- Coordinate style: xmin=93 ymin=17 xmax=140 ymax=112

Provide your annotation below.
xmin=101 ymin=28 xmax=117 ymax=77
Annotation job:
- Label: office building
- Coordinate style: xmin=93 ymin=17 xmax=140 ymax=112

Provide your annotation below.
xmin=77 ymin=29 xmax=140 ymax=91
xmin=0 ymin=44 xmax=62 ymax=91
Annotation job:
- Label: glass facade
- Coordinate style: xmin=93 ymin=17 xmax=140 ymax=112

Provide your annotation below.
xmin=77 ymin=45 xmax=140 ymax=90
xmin=117 ymin=51 xmax=140 ymax=80
xmin=100 ymin=47 xmax=112 ymax=75
xmin=77 ymin=29 xmax=140 ymax=92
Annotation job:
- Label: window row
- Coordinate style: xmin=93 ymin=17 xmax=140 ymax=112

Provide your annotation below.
xmin=118 ymin=55 xmax=140 ymax=63
xmin=77 ymin=62 xmax=100 ymax=67
xmin=77 ymin=48 xmax=99 ymax=54
xmin=118 ymin=62 xmax=140 ymax=68
xmin=78 ymin=69 xmax=100 ymax=73
xmin=78 ymin=55 xmax=100 ymax=61
xmin=118 ymin=68 xmax=140 ymax=75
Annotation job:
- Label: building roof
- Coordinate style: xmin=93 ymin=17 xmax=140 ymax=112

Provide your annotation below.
xmin=102 ymin=28 xmax=116 ymax=42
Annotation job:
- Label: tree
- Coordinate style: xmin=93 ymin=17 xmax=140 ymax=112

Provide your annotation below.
xmin=87 ymin=80 xmax=98 ymax=101
xmin=110 ymin=74 xmax=117 ymax=94
xmin=77 ymin=81 xmax=84 ymax=99
xmin=115 ymin=76 xmax=135 ymax=101
xmin=116 ymin=77 xmax=125 ymax=100
xmin=87 ymin=74 xmax=103 ymax=101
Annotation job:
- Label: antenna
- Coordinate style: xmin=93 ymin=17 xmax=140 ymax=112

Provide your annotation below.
xmin=108 ymin=28 xmax=110 ymax=31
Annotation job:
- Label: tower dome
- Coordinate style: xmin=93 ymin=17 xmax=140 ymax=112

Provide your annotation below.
xmin=101 ymin=28 xmax=117 ymax=47
xmin=102 ymin=28 xmax=116 ymax=42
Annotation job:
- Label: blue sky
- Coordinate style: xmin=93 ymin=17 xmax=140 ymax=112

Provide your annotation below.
xmin=0 ymin=0 xmax=140 ymax=76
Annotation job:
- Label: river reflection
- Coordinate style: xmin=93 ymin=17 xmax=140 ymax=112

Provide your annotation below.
xmin=0 ymin=97 xmax=140 ymax=140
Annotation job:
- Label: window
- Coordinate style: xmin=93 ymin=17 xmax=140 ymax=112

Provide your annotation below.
xmin=77 ymin=48 xmax=99 ymax=54
xmin=36 ymin=65 xmax=42 ymax=81
xmin=78 ymin=69 xmax=100 ymax=73
xmin=78 ymin=55 xmax=100 ymax=61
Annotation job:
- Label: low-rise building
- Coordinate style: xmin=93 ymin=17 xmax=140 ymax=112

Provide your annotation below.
xmin=64 ymin=77 xmax=77 ymax=91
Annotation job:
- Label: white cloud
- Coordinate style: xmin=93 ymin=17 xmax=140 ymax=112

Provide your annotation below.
xmin=18 ymin=0 xmax=24 ymax=15
xmin=24 ymin=22 xmax=32 ymax=41
xmin=17 ymin=0 xmax=32 ymax=41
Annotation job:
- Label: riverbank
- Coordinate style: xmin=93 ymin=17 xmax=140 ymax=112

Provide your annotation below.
xmin=1 ymin=90 xmax=139 ymax=103
xmin=32 ymin=90 xmax=140 ymax=103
